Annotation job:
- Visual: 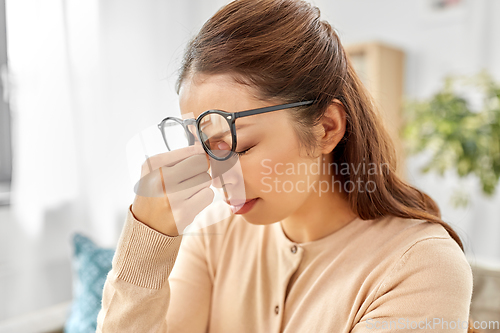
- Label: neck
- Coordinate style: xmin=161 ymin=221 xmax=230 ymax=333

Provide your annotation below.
xmin=280 ymin=157 xmax=358 ymax=244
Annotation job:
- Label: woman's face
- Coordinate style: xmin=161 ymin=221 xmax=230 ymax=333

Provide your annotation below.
xmin=179 ymin=73 xmax=326 ymax=226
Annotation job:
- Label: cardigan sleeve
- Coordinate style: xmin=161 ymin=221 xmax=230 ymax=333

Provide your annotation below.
xmin=350 ymin=237 xmax=473 ymax=333
xmin=96 ymin=204 xmax=213 ymax=333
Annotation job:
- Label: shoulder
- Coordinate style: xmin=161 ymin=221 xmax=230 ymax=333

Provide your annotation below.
xmin=366 ymin=216 xmax=473 ymax=313
xmin=378 ymin=220 xmax=472 ymax=289
xmin=345 ymin=214 xmax=473 ymax=297
xmin=365 ymin=215 xmax=472 ymax=281
xmin=351 ymin=217 xmax=473 ymax=328
xmin=356 ymin=214 xmax=464 ymax=262
xmin=391 ymin=234 xmax=472 ymax=286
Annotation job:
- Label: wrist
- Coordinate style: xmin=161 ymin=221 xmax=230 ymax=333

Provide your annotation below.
xmin=131 ymin=196 xmax=179 ymax=237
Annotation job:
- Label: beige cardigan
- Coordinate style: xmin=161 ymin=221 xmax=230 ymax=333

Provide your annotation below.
xmin=96 ymin=201 xmax=473 ymax=332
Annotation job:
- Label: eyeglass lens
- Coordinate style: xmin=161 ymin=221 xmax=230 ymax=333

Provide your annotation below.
xmin=160 ymin=119 xmax=192 ymax=151
xmin=198 ymin=113 xmax=233 ymax=159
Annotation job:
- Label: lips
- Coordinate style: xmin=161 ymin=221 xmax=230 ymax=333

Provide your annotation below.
xmin=227 ymin=198 xmax=258 ymax=214
xmin=224 ymin=198 xmax=255 ymax=205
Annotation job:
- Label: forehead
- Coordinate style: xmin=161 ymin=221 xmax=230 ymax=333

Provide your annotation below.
xmin=179 ymin=73 xmax=266 ymax=119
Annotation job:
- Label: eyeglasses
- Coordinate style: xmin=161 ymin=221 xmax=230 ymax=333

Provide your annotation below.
xmin=158 ymin=100 xmax=317 ymax=161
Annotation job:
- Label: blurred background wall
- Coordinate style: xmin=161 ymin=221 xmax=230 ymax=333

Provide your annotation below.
xmin=0 ymin=0 xmax=499 ymax=328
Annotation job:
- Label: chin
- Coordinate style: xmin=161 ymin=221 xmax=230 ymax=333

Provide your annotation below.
xmin=240 ymin=215 xmax=276 ymax=226
xmin=238 ymin=208 xmax=286 ymax=226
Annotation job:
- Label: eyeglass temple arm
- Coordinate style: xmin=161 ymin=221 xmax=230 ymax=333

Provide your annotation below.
xmin=233 ymin=100 xmax=316 ymax=119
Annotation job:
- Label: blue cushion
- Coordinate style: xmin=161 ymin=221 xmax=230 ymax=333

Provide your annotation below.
xmin=65 ymin=233 xmax=115 ymax=333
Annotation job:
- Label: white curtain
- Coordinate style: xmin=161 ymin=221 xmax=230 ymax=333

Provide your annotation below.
xmin=7 ymin=0 xmax=82 ymax=238
xmin=6 ymin=0 xmax=228 ymax=246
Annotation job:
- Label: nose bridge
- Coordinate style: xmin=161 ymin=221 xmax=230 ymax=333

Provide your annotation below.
xmin=209 ymin=154 xmax=246 ymax=199
xmin=209 ymin=152 xmax=239 ymax=179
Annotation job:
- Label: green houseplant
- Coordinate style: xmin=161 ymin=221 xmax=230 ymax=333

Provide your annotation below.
xmin=402 ymin=71 xmax=500 ymax=208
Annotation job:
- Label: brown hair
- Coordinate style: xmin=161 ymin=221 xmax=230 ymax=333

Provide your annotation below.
xmin=175 ymin=0 xmax=464 ymax=251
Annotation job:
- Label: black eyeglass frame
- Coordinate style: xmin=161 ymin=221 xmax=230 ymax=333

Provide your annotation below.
xmin=158 ymin=99 xmax=317 ymax=161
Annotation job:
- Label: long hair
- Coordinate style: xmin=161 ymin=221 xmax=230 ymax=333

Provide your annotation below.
xmin=175 ymin=0 xmax=465 ymax=251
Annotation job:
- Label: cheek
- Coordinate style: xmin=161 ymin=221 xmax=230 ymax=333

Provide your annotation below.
xmin=242 ymin=140 xmax=318 ymax=198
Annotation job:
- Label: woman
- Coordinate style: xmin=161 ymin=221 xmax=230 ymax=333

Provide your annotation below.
xmin=97 ymin=0 xmax=474 ymax=332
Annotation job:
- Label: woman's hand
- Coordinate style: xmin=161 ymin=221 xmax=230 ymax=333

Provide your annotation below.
xmin=131 ymin=144 xmax=213 ymax=236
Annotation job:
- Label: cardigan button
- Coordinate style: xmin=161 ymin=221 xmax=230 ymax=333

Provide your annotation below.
xmin=290 ymin=245 xmax=297 ymax=254
xmin=275 ymin=305 xmax=280 ymax=314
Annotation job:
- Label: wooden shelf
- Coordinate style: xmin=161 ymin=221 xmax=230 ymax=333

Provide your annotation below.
xmin=345 ymin=42 xmax=406 ymax=180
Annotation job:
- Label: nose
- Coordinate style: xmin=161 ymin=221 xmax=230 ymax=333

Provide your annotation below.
xmin=208 ymin=152 xmax=238 ymax=179
xmin=210 ymin=160 xmax=245 ymax=204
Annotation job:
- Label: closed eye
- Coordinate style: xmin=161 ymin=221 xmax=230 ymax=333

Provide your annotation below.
xmin=235 ymin=145 xmax=254 ymax=156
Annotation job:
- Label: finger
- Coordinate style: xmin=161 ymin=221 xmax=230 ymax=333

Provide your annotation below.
xmin=168 ymin=173 xmax=212 ymax=202
xmin=183 ymin=187 xmax=215 ymax=223
xmin=186 ymin=187 xmax=214 ymax=212
xmin=167 ymin=154 xmax=210 ymax=183
xmin=133 ymin=167 xmax=167 ymax=198
xmin=135 ymin=155 xmax=211 ymax=198
xmin=172 ymin=187 xmax=215 ymax=235
xmin=140 ymin=144 xmax=206 ymax=177
xmin=171 ymin=172 xmax=211 ymax=194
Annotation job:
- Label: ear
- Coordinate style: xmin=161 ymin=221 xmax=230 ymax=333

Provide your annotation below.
xmin=317 ymin=99 xmax=347 ymax=155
